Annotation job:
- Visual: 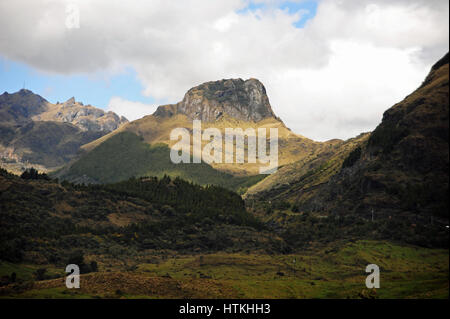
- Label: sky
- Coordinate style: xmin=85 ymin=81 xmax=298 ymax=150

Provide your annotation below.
xmin=0 ymin=0 xmax=448 ymax=141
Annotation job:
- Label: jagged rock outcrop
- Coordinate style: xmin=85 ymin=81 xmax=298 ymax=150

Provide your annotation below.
xmin=34 ymin=97 xmax=128 ymax=132
xmin=154 ymin=78 xmax=277 ymax=122
xmin=0 ymin=90 xmax=128 ymax=132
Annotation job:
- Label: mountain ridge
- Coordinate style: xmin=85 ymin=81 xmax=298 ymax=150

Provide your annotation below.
xmin=0 ymin=90 xmax=128 ymax=171
xmin=0 ymin=90 xmax=128 ymax=132
xmin=32 ymin=96 xmax=128 ymax=132
xmin=246 ymin=52 xmax=449 ymax=236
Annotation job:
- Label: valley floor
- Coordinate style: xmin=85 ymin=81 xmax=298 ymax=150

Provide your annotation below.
xmin=0 ymin=240 xmax=448 ymax=299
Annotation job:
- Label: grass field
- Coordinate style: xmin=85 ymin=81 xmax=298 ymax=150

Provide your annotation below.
xmin=1 ymin=240 xmax=448 ymax=299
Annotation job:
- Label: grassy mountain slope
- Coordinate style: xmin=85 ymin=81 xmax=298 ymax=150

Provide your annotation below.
xmin=6 ymin=121 xmax=105 ymax=168
xmin=362 ymin=52 xmax=449 ymax=215
xmin=77 ymin=78 xmax=329 ymax=179
xmin=57 ymin=78 xmax=332 ymax=188
xmin=0 ymin=89 xmax=48 ymax=146
xmin=0 ymin=89 xmax=48 ymax=127
xmin=55 ymin=131 xmax=266 ymax=192
xmin=246 ymin=52 xmax=449 ymax=244
xmin=62 ymin=112 xmax=328 ymax=193
xmin=307 ymin=52 xmax=450 ymax=219
xmin=245 ymin=132 xmax=370 ymax=202
xmin=81 ymin=113 xmax=327 ymax=176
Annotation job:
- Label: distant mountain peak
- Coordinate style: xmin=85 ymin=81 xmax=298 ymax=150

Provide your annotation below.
xmin=154 ymin=78 xmax=277 ymax=122
xmin=0 ymin=89 xmax=48 ymax=124
xmin=0 ymin=89 xmax=128 ymax=132
xmin=18 ymin=88 xmax=34 ymax=95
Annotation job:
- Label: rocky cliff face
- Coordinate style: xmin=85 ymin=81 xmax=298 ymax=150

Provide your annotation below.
xmin=154 ymin=78 xmax=277 ymax=122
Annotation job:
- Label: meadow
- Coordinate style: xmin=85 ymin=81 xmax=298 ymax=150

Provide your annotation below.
xmin=1 ymin=240 xmax=447 ymax=299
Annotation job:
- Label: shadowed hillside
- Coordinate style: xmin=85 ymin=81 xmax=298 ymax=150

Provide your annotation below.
xmin=246 ymin=53 xmax=449 ymax=248
xmin=5 ymin=121 xmax=105 ymax=168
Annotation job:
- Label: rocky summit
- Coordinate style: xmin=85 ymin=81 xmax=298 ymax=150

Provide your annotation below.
xmin=154 ymin=78 xmax=276 ymax=122
xmin=34 ymin=96 xmax=128 ymax=132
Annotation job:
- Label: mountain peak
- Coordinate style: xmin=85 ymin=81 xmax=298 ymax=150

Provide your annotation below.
xmin=0 ymin=89 xmax=48 ymax=125
xmin=18 ymin=88 xmax=34 ymax=96
xmin=154 ymin=78 xmax=276 ymax=122
xmin=64 ymin=97 xmax=76 ymax=106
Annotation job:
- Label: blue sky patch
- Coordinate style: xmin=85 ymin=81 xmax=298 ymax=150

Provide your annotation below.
xmin=0 ymin=57 xmax=155 ymax=109
xmin=280 ymin=1 xmax=317 ymax=28
xmin=238 ymin=1 xmax=318 ymax=28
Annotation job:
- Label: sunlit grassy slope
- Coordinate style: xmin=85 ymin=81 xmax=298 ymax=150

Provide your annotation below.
xmin=81 ymin=114 xmax=328 ymax=176
xmin=54 ymin=131 xmax=265 ymax=192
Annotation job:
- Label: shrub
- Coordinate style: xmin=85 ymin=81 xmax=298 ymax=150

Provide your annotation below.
xmin=20 ymin=168 xmax=50 ymax=180
xmin=34 ymin=268 xmax=47 ymax=281
xmin=90 ymin=261 xmax=98 ymax=272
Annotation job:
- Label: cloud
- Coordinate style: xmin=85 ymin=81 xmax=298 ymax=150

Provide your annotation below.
xmin=268 ymin=41 xmax=430 ymax=140
xmin=107 ymin=97 xmax=157 ymax=121
xmin=0 ymin=0 xmax=448 ymax=140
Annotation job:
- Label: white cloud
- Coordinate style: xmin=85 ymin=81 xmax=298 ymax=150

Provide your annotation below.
xmin=107 ymin=97 xmax=157 ymax=121
xmin=269 ymin=41 xmax=429 ymax=140
xmin=0 ymin=0 xmax=448 ymax=140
